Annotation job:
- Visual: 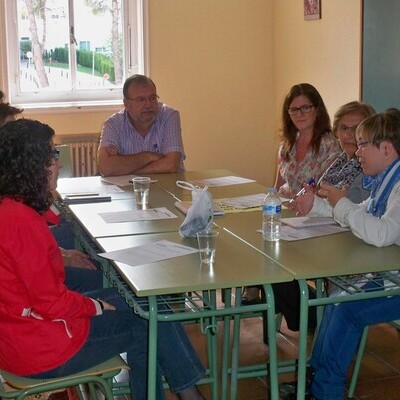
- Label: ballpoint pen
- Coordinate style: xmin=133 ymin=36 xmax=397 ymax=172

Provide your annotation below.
xmin=288 ymin=169 xmax=330 ymax=203
xmin=288 ymin=178 xmax=315 ymax=203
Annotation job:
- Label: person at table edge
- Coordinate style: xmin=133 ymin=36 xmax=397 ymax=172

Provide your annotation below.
xmin=282 ymin=108 xmax=400 ymax=400
xmin=98 ymin=74 xmax=186 ymax=176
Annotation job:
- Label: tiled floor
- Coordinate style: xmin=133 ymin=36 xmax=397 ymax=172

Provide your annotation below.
xmin=164 ymin=310 xmax=400 ymax=400
xmin=112 ymin=293 xmax=400 ymax=400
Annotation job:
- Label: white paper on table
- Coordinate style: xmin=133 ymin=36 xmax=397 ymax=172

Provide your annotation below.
xmin=62 ymin=184 xmax=124 ymax=196
xmin=103 ymin=185 xmax=125 ymax=193
xmin=190 ymin=175 xmax=256 ymax=187
xmin=98 ymin=240 xmax=199 ymax=267
xmin=101 ymin=175 xmax=134 ymax=186
xmin=216 ymin=193 xmax=266 ymax=208
xmin=257 ymin=224 xmax=348 ymax=241
xmin=99 ymin=207 xmax=178 ymax=223
xmin=101 ymin=175 xmax=158 ymax=186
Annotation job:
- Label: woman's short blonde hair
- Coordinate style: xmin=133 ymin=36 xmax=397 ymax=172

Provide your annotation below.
xmin=332 ymin=101 xmax=376 ymax=137
xmin=357 ymin=108 xmax=400 ymax=154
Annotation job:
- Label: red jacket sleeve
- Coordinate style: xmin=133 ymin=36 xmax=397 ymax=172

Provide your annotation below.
xmin=9 ymin=206 xmax=97 ymax=320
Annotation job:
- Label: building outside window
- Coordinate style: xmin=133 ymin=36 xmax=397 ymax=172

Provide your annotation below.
xmin=0 ymin=0 xmax=147 ymax=109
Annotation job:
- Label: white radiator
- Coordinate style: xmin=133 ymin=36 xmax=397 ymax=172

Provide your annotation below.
xmin=56 ymin=134 xmax=100 ymax=177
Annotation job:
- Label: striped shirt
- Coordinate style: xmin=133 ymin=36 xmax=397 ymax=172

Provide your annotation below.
xmin=100 ymin=103 xmax=186 ymax=171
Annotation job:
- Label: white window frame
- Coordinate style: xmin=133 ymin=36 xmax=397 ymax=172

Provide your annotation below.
xmin=0 ymin=0 xmax=149 ymax=112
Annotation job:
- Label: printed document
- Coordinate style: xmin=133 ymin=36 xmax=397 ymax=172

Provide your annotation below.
xmin=98 ymin=240 xmax=198 ymax=267
xmin=216 ymin=193 xmax=265 ymax=208
xmin=190 ymin=175 xmax=256 ymax=187
xmin=99 ymin=207 xmax=178 ymax=223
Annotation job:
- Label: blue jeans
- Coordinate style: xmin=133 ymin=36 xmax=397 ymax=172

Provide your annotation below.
xmin=310 ymin=295 xmax=400 ymax=400
xmin=64 ymin=267 xmax=103 ymax=293
xmin=28 ymin=288 xmax=205 ymax=400
xmin=50 ymin=221 xmax=76 ymax=250
xmin=50 ymin=221 xmax=104 ymax=293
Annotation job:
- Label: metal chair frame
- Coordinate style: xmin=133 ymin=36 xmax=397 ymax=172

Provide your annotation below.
xmin=0 ymin=356 xmax=130 ymax=400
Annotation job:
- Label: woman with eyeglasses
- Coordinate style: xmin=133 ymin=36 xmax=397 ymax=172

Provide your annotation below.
xmin=0 ymin=119 xmax=206 ymax=400
xmin=260 ymin=102 xmax=376 ymax=332
xmin=0 ymin=102 xmax=104 ymax=293
xmin=290 ymin=101 xmax=376 ymax=216
xmin=282 ymin=109 xmax=400 ymax=400
xmin=275 ymin=83 xmax=341 ymax=198
xmin=242 ymin=83 xmax=341 ymax=306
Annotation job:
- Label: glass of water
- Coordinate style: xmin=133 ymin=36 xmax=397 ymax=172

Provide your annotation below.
xmin=132 ymin=177 xmax=150 ymax=205
xmin=196 ymin=230 xmax=219 ymax=264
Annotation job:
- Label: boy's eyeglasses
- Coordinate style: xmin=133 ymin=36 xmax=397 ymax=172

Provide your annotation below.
xmin=356 ymin=141 xmax=370 ymax=149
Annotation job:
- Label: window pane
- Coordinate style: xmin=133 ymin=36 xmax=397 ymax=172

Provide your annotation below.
xmin=74 ymin=0 xmax=124 ymax=90
xmin=17 ymin=0 xmax=71 ymax=92
xmin=4 ymin=0 xmax=145 ymax=106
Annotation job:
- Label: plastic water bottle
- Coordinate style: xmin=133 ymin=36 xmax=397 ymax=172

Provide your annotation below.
xmin=262 ymin=188 xmax=282 ymax=241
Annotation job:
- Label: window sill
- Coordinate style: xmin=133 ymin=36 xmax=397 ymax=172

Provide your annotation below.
xmin=19 ymin=100 xmax=123 ymax=115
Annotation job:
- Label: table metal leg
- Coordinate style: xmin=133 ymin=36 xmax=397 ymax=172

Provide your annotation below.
xmin=227 ymin=284 xmax=277 ymax=400
xmin=263 ymin=284 xmax=278 ymax=400
xmin=297 ymin=279 xmax=310 ymax=400
xmin=147 ymin=296 xmax=158 ymax=400
xmin=221 ymin=288 xmax=233 ymax=400
xmin=202 ymin=290 xmax=219 ymax=400
xmin=229 ymin=287 xmax=244 ymax=400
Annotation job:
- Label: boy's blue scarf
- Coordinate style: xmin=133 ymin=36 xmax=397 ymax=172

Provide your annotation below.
xmin=363 ymin=158 xmax=400 ymax=217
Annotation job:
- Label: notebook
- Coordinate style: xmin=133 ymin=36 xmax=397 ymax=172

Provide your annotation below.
xmin=276 ymin=216 xmax=349 ymax=241
xmin=174 ymin=201 xmax=225 ymax=216
xmin=281 ymin=216 xmax=337 ymax=229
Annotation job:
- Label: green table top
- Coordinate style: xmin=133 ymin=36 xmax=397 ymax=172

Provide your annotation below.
xmin=216 ymin=210 xmax=400 ymax=280
xmin=148 ymin=169 xmax=265 ymax=200
xmin=96 ymin=230 xmax=293 ymax=296
xmin=68 ymin=186 xmax=184 ymax=238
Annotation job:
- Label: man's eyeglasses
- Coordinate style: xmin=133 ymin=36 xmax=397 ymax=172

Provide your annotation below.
xmin=125 ymin=95 xmax=159 ymax=105
xmin=51 ymin=149 xmax=60 ymax=161
xmin=356 ymin=141 xmax=370 ymax=149
xmin=338 ymin=124 xmax=359 ymax=134
xmin=287 ymin=104 xmax=315 ymax=115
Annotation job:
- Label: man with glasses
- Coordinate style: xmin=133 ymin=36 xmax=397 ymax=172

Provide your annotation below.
xmin=98 ymin=74 xmax=185 ymax=176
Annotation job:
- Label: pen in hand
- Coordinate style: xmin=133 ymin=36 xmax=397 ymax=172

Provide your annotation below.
xmin=289 ymin=178 xmax=316 ymax=203
xmin=288 ymin=171 xmax=329 ymax=203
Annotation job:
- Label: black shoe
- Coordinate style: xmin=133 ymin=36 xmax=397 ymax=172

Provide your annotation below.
xmin=241 ymin=296 xmax=262 ymax=306
xmin=280 ymin=386 xmax=319 ymax=400
xmin=279 ymin=367 xmax=315 ymax=399
xmin=280 ymin=393 xmax=318 ymax=400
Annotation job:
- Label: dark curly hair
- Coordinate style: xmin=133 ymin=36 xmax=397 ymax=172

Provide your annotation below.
xmin=280 ymin=83 xmax=332 ymax=161
xmin=0 ymin=102 xmax=24 ymax=126
xmin=0 ymin=119 xmax=55 ymax=213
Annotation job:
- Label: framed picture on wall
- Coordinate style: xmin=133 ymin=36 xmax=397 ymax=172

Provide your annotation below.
xmin=304 ymin=0 xmax=321 ymax=20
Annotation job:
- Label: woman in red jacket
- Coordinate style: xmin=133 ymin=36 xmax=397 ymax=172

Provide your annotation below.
xmin=0 ymin=119 xmax=205 ymax=400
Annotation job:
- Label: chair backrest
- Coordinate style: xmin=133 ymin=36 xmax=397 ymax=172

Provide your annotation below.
xmin=56 ymin=144 xmax=73 ymax=178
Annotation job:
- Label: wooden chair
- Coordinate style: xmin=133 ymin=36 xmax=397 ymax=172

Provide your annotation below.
xmin=0 ymin=356 xmax=130 ymax=400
